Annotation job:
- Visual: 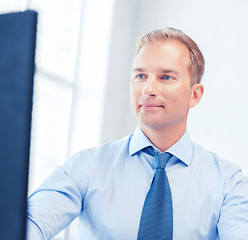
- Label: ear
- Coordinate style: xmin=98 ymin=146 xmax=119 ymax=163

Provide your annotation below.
xmin=189 ymin=84 xmax=204 ymax=108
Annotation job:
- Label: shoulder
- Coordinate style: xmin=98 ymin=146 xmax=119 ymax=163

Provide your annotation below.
xmin=191 ymin=142 xmax=242 ymax=181
xmin=58 ymin=134 xmax=133 ymax=192
xmin=78 ymin=134 xmax=133 ymax=159
xmin=190 ymin=142 xmax=248 ymax=205
xmin=62 ymin=134 xmax=133 ymax=172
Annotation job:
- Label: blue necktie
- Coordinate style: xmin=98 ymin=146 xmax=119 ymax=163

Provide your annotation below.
xmin=138 ymin=147 xmax=173 ymax=240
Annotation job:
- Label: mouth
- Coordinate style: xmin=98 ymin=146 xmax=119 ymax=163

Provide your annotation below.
xmin=140 ymin=104 xmax=164 ymax=109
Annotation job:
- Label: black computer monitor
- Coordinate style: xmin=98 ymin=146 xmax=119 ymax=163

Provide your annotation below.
xmin=0 ymin=10 xmax=37 ymax=240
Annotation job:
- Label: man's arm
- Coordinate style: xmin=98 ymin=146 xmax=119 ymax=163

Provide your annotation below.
xmin=26 ymin=166 xmax=83 ymax=239
xmin=217 ymin=169 xmax=248 ymax=239
xmin=26 ymin=217 xmax=45 ymax=239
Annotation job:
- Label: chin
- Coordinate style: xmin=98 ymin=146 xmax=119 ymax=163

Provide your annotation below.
xmin=140 ymin=120 xmax=167 ymax=131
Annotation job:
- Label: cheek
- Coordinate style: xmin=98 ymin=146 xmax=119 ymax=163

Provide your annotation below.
xmin=130 ymin=84 xmax=139 ymax=99
xmin=168 ymin=86 xmax=192 ymax=106
xmin=130 ymin=86 xmax=138 ymax=108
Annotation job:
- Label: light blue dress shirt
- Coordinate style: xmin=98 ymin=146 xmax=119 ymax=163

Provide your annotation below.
xmin=27 ymin=127 xmax=248 ymax=240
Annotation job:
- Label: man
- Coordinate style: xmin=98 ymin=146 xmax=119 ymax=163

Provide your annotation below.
xmin=27 ymin=28 xmax=248 ymax=239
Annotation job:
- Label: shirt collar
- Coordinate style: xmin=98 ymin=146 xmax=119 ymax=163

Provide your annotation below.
xmin=129 ymin=125 xmax=193 ymax=166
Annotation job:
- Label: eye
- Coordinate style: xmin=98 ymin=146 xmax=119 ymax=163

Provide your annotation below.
xmin=161 ymin=75 xmax=172 ymax=80
xmin=137 ymin=74 xmax=145 ymax=79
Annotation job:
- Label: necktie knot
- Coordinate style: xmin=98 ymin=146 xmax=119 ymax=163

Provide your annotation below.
xmin=142 ymin=146 xmax=172 ymax=169
xmin=155 ymin=152 xmax=172 ymax=169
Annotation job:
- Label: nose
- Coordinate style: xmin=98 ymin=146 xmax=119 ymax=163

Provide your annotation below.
xmin=142 ymin=76 xmax=158 ymax=97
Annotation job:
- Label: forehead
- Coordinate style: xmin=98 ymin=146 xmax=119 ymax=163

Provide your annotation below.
xmin=133 ymin=40 xmax=191 ymax=71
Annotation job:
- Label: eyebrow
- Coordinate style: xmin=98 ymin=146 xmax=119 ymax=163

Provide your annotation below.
xmin=132 ymin=68 xmax=144 ymax=72
xmin=161 ymin=69 xmax=179 ymax=76
xmin=133 ymin=67 xmax=179 ymax=76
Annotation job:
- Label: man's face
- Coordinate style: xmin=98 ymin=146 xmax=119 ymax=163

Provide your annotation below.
xmin=130 ymin=39 xmax=201 ymax=133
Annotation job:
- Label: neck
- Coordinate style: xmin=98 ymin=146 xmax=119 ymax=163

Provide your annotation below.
xmin=140 ymin=123 xmax=186 ymax=152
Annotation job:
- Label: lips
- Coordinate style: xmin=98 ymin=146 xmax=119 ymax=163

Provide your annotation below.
xmin=140 ymin=103 xmax=164 ymax=109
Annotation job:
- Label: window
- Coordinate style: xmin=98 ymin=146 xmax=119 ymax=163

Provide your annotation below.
xmin=1 ymin=0 xmax=115 ymax=239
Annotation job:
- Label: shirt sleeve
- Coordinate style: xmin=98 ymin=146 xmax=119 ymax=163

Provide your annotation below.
xmin=217 ymin=169 xmax=248 ymax=239
xmin=26 ymin=164 xmax=87 ymax=240
xmin=26 ymin=217 xmax=45 ymax=239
